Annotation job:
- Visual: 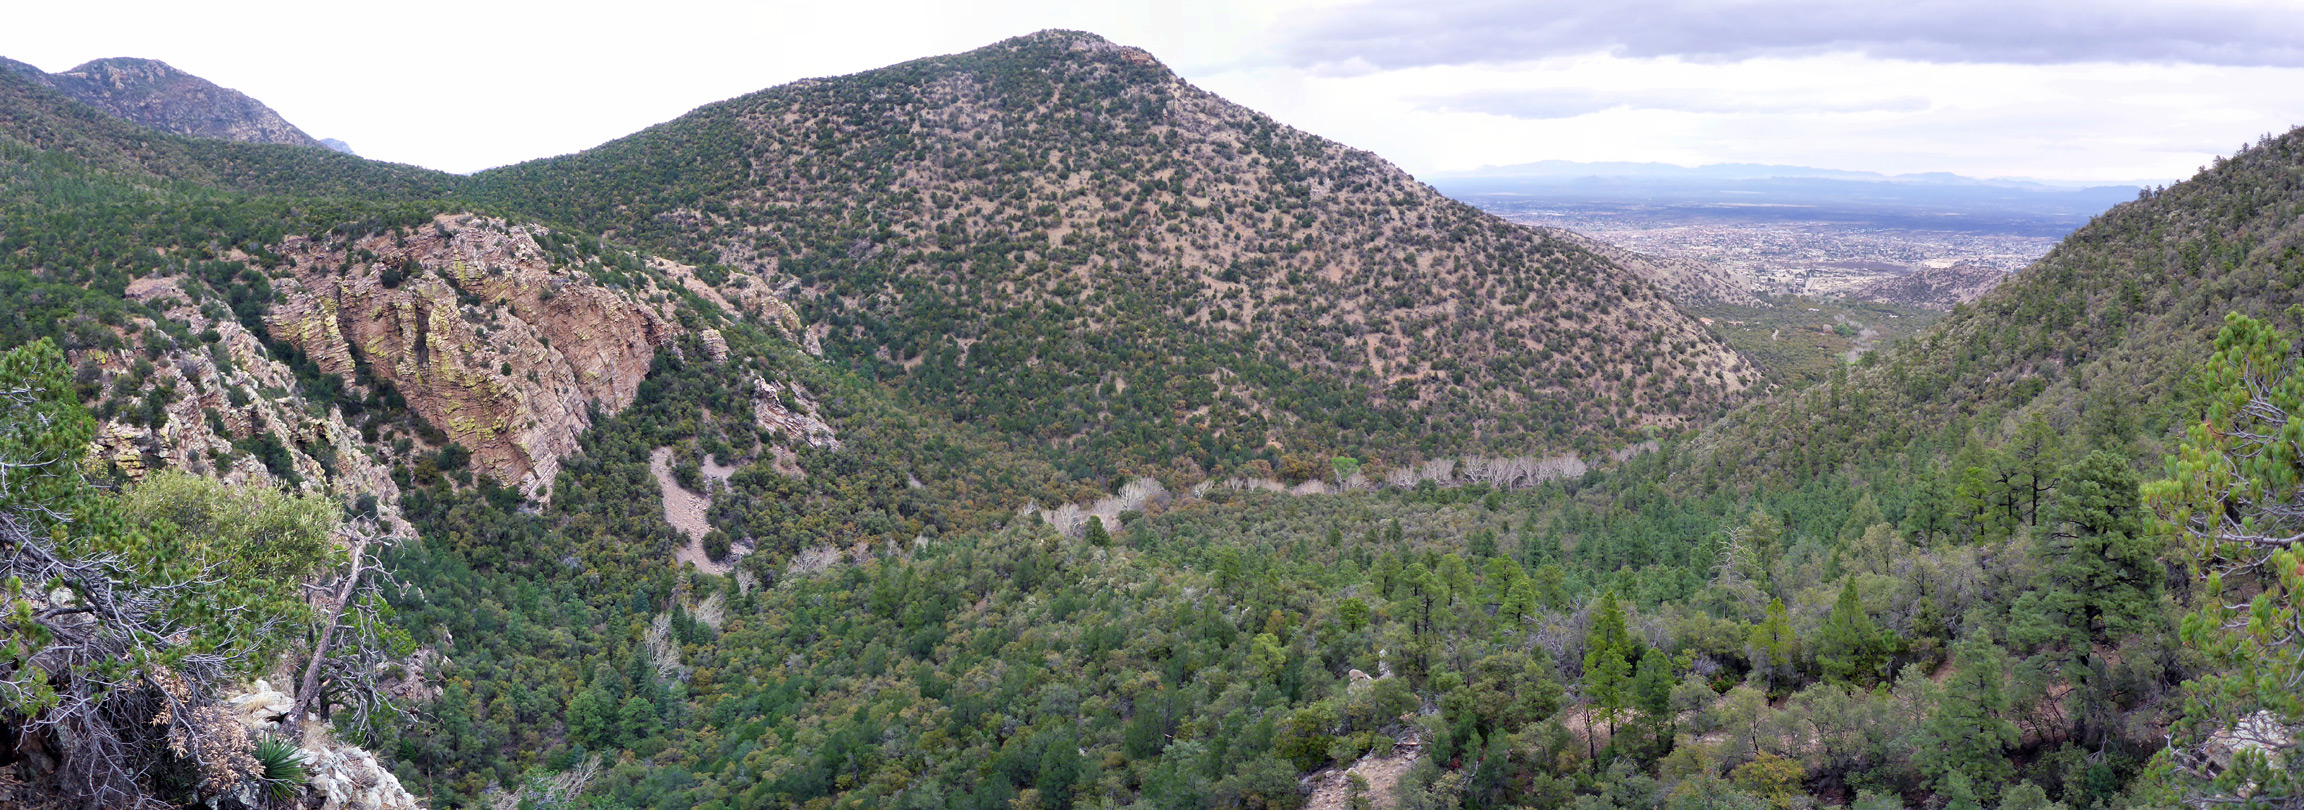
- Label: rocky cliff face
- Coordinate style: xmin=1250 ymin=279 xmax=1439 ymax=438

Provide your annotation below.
xmin=267 ymin=215 xmax=680 ymax=500
xmin=4 ymin=56 xmax=326 ymax=148
xmin=81 ymin=277 xmax=412 ymax=535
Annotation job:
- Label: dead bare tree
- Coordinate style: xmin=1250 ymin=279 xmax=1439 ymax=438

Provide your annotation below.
xmin=285 ymin=519 xmax=405 ymax=741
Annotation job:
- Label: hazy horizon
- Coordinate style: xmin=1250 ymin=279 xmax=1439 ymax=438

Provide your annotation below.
xmin=9 ymin=1 xmax=2300 ymax=181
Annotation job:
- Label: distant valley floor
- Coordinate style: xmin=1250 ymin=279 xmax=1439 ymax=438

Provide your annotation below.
xmin=1461 ymin=196 xmax=2064 ymax=310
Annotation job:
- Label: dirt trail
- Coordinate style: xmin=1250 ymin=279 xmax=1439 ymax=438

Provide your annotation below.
xmin=1844 ymin=325 xmax=1881 ymax=363
xmin=1305 ymin=733 xmax=1422 ymax=810
xmin=651 ymin=447 xmax=729 ymax=574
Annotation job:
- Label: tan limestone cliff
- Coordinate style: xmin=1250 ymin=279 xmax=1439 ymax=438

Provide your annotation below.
xmin=269 ymin=215 xmax=677 ymax=501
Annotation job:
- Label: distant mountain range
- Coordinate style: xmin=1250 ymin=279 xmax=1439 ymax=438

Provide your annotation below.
xmin=1429 ymin=159 xmax=2155 ymax=191
xmin=0 ymin=55 xmax=351 ymax=153
xmin=1429 ymin=160 xmax=2148 ymax=237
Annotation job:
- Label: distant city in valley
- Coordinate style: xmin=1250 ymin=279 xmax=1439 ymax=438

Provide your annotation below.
xmin=1435 ymin=163 xmax=2145 ymax=309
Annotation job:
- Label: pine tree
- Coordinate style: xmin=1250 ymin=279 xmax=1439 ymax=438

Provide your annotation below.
xmin=2147 ymin=312 xmax=2304 ymax=805
xmin=1503 ymin=578 xmax=1539 ymax=625
xmin=2007 ymin=413 xmax=2064 ymax=527
xmin=1588 ymin=645 xmax=1631 ymax=751
xmin=1586 ymin=589 xmax=1634 ymax=665
xmin=1746 ymin=597 xmax=1800 ymax=695
xmin=1938 ymin=771 xmax=1985 ymax=810
xmin=2045 ymin=451 xmax=2156 ymax=647
xmin=1530 ymin=562 xmax=1568 ymax=611
xmin=1583 ymin=590 xmax=1636 ymax=754
xmin=568 ymin=686 xmax=613 ymax=748
xmin=619 ymin=695 xmax=662 ymax=746
xmin=1816 ymin=579 xmax=1885 ymax=686
xmin=1902 ymin=464 xmax=1957 ymax=543
xmin=1482 ymin=556 xmax=1521 ymax=610
xmin=1084 ymin=515 xmax=1111 ymax=547
xmin=1918 ymin=635 xmax=2019 ymax=795
xmin=1037 ymin=729 xmax=1083 ymax=810
xmin=1631 ymin=645 xmax=1676 ymax=761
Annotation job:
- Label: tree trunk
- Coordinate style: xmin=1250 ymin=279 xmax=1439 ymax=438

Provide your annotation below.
xmin=287 ymin=530 xmax=369 ymax=736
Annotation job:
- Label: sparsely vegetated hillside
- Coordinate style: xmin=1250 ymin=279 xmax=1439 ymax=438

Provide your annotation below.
xmin=466 ymin=31 xmax=1758 ymax=476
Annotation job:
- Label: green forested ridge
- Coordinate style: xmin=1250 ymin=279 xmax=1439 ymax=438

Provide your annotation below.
xmin=1 ymin=30 xmax=2300 ymax=810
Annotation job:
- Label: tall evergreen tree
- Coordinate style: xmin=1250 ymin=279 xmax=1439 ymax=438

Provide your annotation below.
xmin=1583 ymin=590 xmax=1636 ymax=757
xmin=2007 ymin=413 xmax=2064 ymax=527
xmin=1631 ymin=645 xmax=1676 ymax=761
xmin=1918 ymin=635 xmax=2020 ymax=795
xmin=1587 ymin=645 xmax=1632 ymax=753
xmin=1816 ymin=579 xmax=1886 ymax=685
xmin=1746 ymin=597 xmax=1801 ymax=695
xmin=1586 ymin=589 xmax=1634 ymax=666
xmin=2045 ymin=451 xmax=2157 ymax=646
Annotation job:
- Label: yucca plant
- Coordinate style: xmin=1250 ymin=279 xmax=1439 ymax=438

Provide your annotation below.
xmin=250 ymin=738 xmax=309 ymax=801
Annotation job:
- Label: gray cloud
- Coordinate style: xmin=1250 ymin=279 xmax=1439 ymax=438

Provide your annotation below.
xmin=1283 ymin=0 xmax=2304 ymax=70
xmin=1422 ymin=87 xmax=1932 ymax=119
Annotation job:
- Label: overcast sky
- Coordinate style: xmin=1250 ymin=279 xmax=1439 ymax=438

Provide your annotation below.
xmin=8 ymin=0 xmax=2301 ymax=181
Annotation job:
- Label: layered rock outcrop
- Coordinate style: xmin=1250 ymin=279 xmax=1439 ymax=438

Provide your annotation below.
xmin=83 ymin=277 xmax=411 ymax=535
xmin=269 ymin=215 xmax=679 ymax=501
xmin=751 ymin=374 xmax=839 ymax=450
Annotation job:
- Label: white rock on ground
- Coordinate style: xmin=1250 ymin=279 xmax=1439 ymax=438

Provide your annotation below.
xmin=303 ymin=744 xmax=422 ymax=810
xmin=224 ymin=679 xmax=293 ymax=730
xmin=222 ymin=680 xmax=424 ymax=810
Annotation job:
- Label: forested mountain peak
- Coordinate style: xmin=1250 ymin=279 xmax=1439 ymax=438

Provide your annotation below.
xmin=3 ymin=55 xmax=331 ymax=149
xmin=467 ymin=31 xmax=1760 ymax=478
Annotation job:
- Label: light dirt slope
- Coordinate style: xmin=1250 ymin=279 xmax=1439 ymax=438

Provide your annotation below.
xmin=1305 ymin=732 xmax=1424 ymax=810
xmin=650 ymin=447 xmax=731 ymax=574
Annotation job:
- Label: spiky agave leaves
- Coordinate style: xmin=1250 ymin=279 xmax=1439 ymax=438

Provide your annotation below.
xmin=250 ymin=737 xmax=309 ymax=801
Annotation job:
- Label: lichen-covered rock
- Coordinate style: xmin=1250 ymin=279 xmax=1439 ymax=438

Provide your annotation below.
xmin=218 ymin=681 xmax=425 ymax=810
xmin=270 ymin=215 xmax=679 ymax=501
xmin=751 ymin=375 xmax=839 ymax=449
xmin=81 ymin=282 xmax=411 ymax=536
xmin=699 ymin=328 xmax=730 ymax=363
